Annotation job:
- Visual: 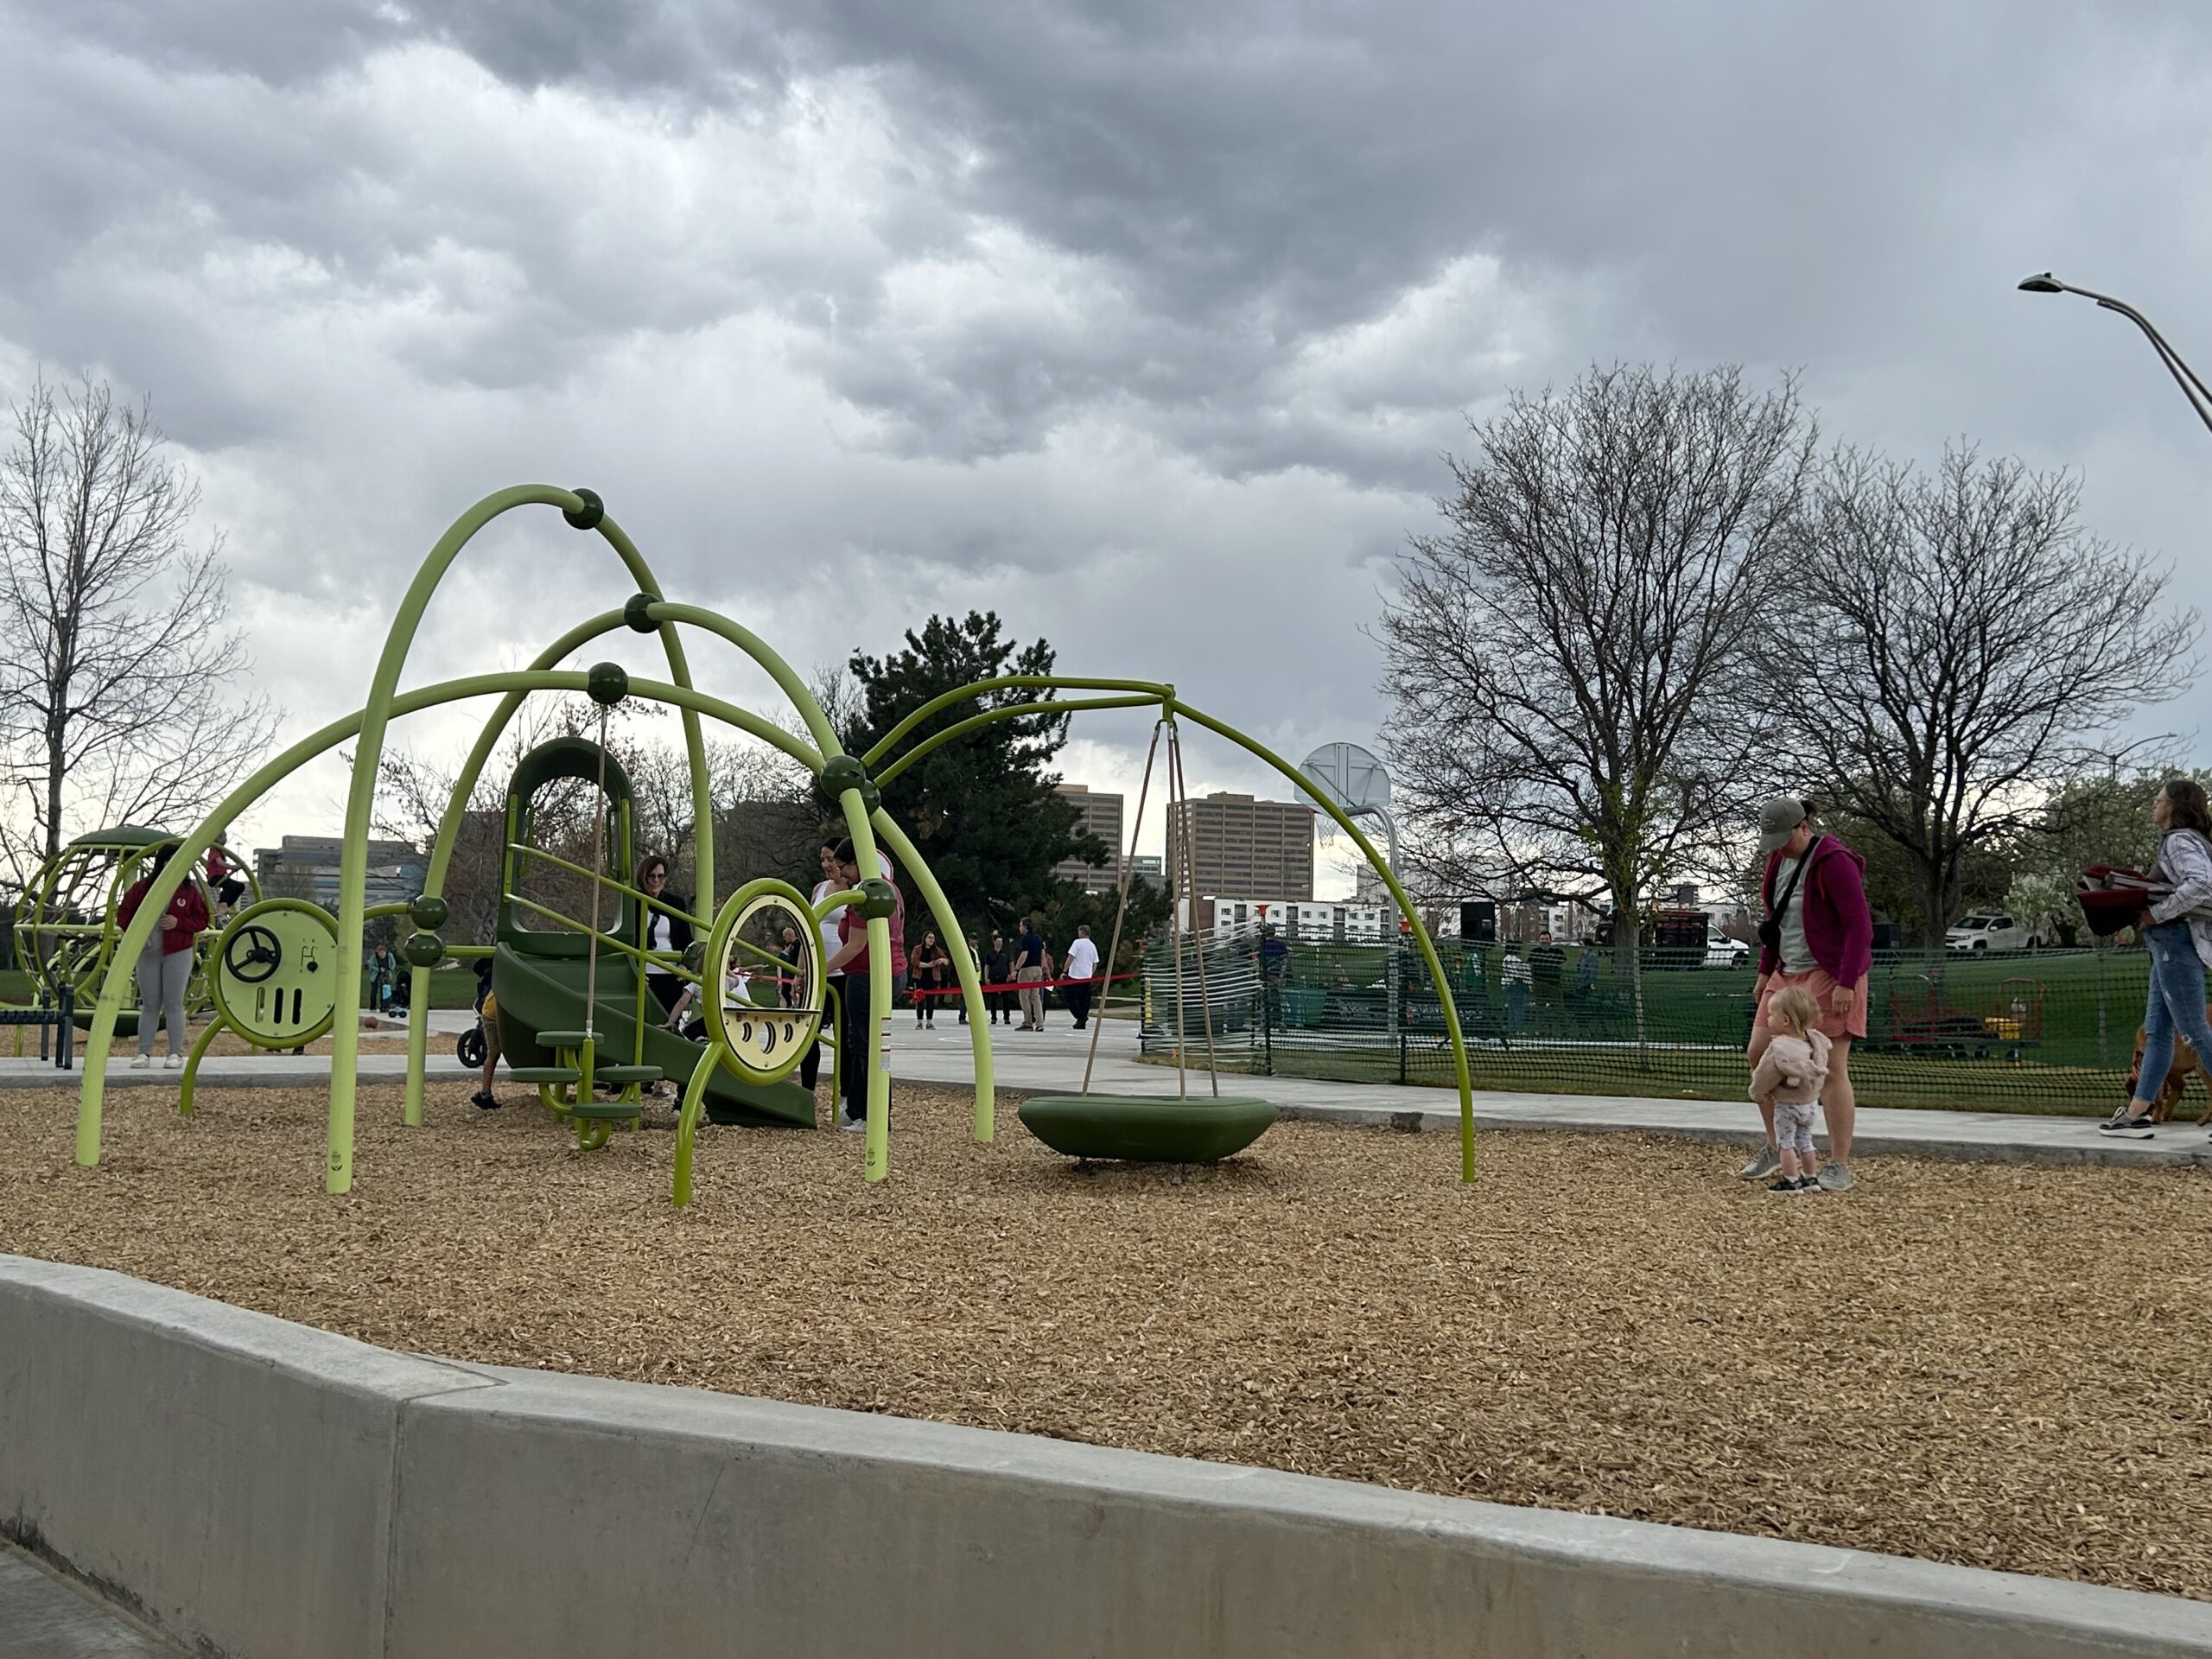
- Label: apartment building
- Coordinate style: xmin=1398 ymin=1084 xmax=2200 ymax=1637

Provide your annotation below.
xmin=1165 ymin=791 xmax=1314 ymax=901
xmin=1052 ymin=784 xmax=1126 ymax=889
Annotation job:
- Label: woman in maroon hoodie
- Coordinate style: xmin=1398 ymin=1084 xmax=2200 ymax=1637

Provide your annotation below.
xmin=117 ymin=842 xmax=211 ymax=1070
xmin=1742 ymin=798 xmax=1872 ymax=1192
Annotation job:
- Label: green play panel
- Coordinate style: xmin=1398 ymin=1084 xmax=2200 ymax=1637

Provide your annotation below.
xmin=1016 ymin=1095 xmax=1277 ymax=1163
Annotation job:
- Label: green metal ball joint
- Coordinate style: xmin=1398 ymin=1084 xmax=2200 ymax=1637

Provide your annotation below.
xmin=587 ymin=662 xmax=629 ymax=707
xmin=855 ymin=878 xmax=899 ymax=920
xmin=818 ymin=753 xmax=880 ymax=810
xmin=562 ymin=487 xmax=605 ymax=531
xmin=623 ymin=592 xmax=661 ymax=633
xmin=402 ymin=931 xmax=446 ymax=968
xmin=407 ymin=893 xmax=448 ymax=930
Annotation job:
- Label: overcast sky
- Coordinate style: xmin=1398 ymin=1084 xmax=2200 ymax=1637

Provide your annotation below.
xmin=3 ymin=1 xmax=2207 ymax=896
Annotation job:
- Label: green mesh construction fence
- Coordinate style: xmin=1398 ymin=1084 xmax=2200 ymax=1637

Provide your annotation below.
xmin=1136 ymin=936 xmax=2176 ymax=1117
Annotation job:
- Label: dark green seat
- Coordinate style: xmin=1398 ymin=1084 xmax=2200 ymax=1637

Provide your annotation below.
xmin=592 ymin=1064 xmax=664 ymax=1085
xmin=534 ymin=1029 xmax=591 ymax=1047
xmin=507 ymin=1065 xmax=582 ymax=1086
xmin=571 ymin=1099 xmax=643 ymax=1121
xmin=1017 ymin=1096 xmax=1277 ymax=1163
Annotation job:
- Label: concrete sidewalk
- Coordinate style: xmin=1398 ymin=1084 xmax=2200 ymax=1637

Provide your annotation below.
xmin=0 ymin=1546 xmax=176 ymax=1657
xmin=6 ymin=1011 xmax=2202 ymax=1171
xmin=886 ymin=1015 xmax=2211 ymax=1170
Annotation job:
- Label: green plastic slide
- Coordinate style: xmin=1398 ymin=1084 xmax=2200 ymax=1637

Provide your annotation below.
xmin=1016 ymin=1095 xmax=1277 ymax=1163
xmin=491 ymin=943 xmax=813 ymax=1128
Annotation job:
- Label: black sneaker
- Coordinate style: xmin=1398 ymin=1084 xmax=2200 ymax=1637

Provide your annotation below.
xmin=471 ymin=1089 xmax=499 ymax=1111
xmin=2099 ymin=1114 xmax=2156 ymax=1139
xmin=1765 ymin=1174 xmax=1806 ymax=1196
xmin=1794 ymin=1173 xmax=1822 ymax=1193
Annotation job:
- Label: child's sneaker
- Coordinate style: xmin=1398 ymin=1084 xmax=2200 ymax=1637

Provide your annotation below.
xmin=1764 ymin=1174 xmax=1805 ymax=1196
xmin=1795 ymin=1173 xmax=1823 ymax=1193
xmin=470 ymin=1089 xmax=499 ymax=1111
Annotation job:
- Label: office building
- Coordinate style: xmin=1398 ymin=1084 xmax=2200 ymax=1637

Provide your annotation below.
xmin=1166 ymin=792 xmax=1314 ymax=902
xmin=254 ymin=835 xmax=426 ymax=912
xmin=1052 ymin=784 xmax=1126 ymax=889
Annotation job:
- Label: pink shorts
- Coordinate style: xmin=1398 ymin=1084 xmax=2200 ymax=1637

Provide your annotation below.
xmin=1757 ymin=968 xmax=1869 ymax=1043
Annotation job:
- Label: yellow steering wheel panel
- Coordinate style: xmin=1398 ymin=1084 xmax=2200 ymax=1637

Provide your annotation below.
xmin=210 ymin=898 xmax=341 ymax=1049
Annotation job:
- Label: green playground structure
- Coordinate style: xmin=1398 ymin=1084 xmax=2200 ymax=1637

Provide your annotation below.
xmin=12 ymin=824 xmax=258 ymax=1038
xmin=61 ymin=483 xmax=1471 ymax=1199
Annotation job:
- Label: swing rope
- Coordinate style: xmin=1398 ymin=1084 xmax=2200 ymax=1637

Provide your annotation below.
xmin=582 ymin=706 xmax=610 ymax=1042
xmin=1079 ymin=716 xmax=1165 ymax=1096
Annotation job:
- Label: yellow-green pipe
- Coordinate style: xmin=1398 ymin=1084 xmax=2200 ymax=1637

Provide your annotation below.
xmin=863 ymin=674 xmax=1172 ymax=768
xmin=870 ymin=810 xmax=993 ymax=1141
xmin=872 ymin=695 xmax=1160 ymax=787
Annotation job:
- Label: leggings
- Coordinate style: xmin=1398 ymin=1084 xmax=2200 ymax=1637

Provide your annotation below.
xmin=136 ymin=947 xmax=193 ymax=1055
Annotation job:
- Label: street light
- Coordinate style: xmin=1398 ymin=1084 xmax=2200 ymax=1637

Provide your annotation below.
xmin=2017 ymin=271 xmax=2212 ymax=437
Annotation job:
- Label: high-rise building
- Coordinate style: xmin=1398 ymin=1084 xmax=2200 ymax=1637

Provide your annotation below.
xmin=1166 ymin=791 xmax=1314 ymax=901
xmin=1052 ymin=784 xmax=1126 ymax=890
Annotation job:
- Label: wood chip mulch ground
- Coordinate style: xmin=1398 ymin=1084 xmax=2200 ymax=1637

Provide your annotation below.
xmin=3 ymin=1080 xmax=2209 ymax=1601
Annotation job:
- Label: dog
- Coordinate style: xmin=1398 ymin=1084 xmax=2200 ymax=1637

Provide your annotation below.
xmin=2129 ymin=1024 xmax=2209 ymax=1125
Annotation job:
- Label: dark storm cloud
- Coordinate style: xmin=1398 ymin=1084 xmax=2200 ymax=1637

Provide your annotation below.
xmin=1 ymin=0 xmax=2208 ymax=838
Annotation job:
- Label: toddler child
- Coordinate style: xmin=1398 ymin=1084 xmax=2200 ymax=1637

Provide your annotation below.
xmin=1747 ymin=985 xmax=1832 ymax=1195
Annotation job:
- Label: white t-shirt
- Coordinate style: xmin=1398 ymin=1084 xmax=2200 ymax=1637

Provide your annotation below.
xmin=1773 ymin=851 xmax=1816 ymax=975
xmin=646 ymin=912 xmax=673 ymax=954
xmin=1065 ymin=937 xmax=1100 ymax=979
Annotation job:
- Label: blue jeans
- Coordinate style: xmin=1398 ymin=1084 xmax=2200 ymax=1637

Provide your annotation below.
xmin=2137 ymin=921 xmax=2212 ymax=1103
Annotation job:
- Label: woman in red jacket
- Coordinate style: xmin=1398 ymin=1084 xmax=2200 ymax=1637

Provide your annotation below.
xmin=117 ymin=843 xmax=210 ymax=1070
xmin=1742 ymin=798 xmax=1872 ymax=1192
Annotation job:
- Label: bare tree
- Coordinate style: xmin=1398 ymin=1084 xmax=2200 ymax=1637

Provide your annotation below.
xmin=0 ymin=373 xmax=277 ymax=882
xmin=1773 ymin=446 xmax=2200 ymax=950
xmin=1378 ymin=364 xmax=1817 ymax=1033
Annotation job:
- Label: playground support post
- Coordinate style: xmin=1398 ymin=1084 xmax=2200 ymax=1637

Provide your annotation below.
xmin=869 ymin=810 xmax=993 ymax=1141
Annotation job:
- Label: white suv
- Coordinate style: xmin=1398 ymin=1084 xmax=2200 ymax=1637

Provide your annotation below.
xmin=1704 ymin=931 xmax=1751 ymax=969
xmin=1944 ymin=914 xmax=2046 ymax=952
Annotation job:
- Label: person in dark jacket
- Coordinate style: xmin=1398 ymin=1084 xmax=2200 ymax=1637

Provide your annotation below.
xmin=634 ymin=855 xmax=695 ymax=1024
xmin=1742 ymin=798 xmax=1872 ymax=1192
xmin=982 ymin=932 xmax=1014 ymax=1024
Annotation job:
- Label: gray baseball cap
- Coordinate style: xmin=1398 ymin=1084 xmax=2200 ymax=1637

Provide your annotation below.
xmin=1757 ymin=797 xmax=1809 ymax=854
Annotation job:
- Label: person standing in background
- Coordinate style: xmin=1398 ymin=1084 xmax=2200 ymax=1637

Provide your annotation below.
xmin=983 ymin=932 xmax=1014 ymax=1024
xmin=1014 ymin=912 xmax=1048 ymax=1031
xmin=1529 ymin=931 xmax=1565 ymax=995
xmin=959 ymin=934 xmax=982 ymax=1024
xmin=1501 ymin=944 xmax=1530 ymax=1035
xmin=1062 ymin=924 xmax=1101 ymax=1030
xmin=117 ymin=844 xmax=208 ymax=1069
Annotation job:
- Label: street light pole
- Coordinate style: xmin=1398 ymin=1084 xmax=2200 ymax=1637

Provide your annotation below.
xmin=2018 ymin=272 xmax=2212 ymax=438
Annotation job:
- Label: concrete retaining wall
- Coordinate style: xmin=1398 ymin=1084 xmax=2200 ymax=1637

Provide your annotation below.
xmin=3 ymin=1255 xmax=2208 ymax=1659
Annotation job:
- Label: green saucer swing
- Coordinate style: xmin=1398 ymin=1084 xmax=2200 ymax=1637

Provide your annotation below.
xmin=1014 ymin=716 xmax=1277 ymax=1166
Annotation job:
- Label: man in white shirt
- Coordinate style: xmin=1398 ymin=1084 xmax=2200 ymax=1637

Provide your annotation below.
xmin=1062 ymin=924 xmax=1101 ymax=1030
